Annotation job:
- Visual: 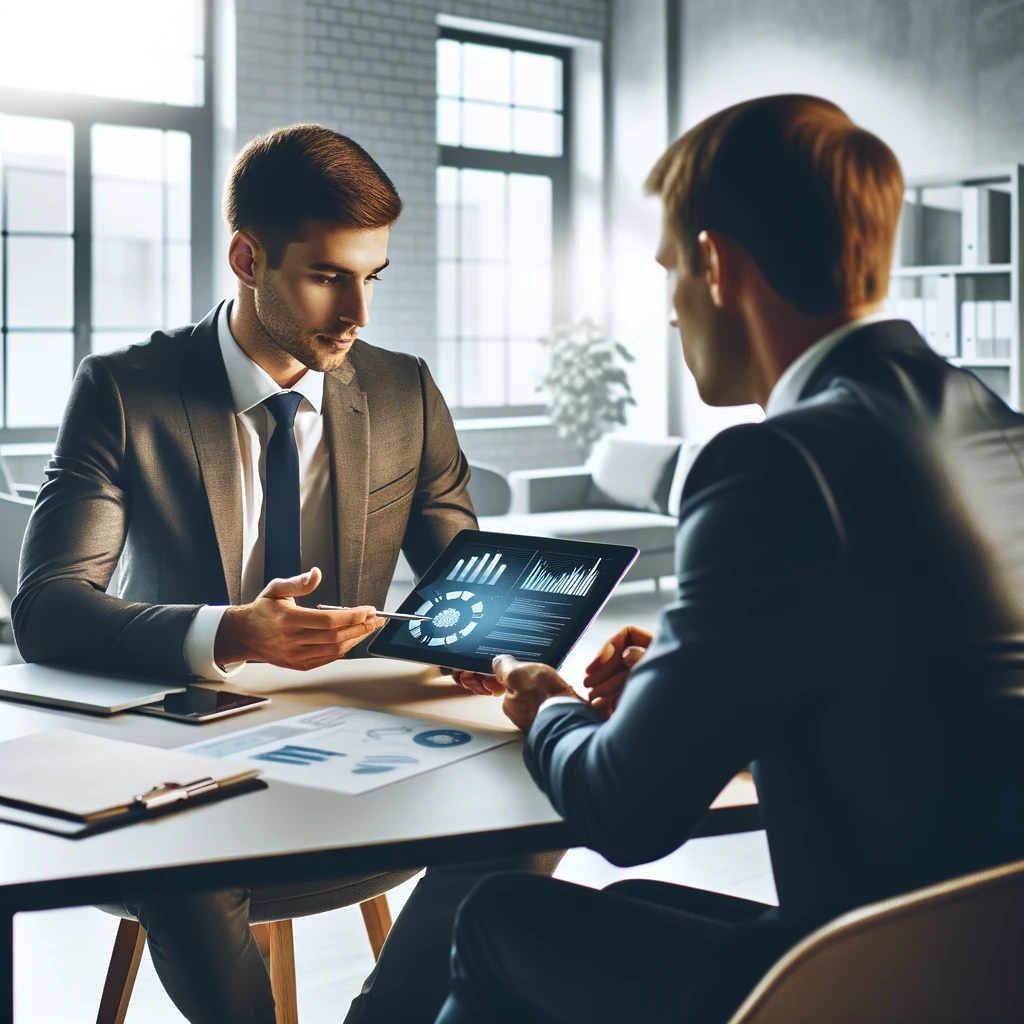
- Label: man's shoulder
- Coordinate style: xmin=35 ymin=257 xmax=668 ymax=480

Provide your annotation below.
xmin=680 ymin=394 xmax=882 ymax=529
xmin=346 ymin=337 xmax=421 ymax=372
xmin=683 ymin=407 xmax=860 ymax=501
xmin=342 ymin=338 xmax=424 ymax=393
xmin=83 ymin=322 xmax=201 ymax=380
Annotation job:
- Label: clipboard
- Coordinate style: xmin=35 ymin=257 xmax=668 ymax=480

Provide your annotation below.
xmin=0 ymin=729 xmax=266 ymax=838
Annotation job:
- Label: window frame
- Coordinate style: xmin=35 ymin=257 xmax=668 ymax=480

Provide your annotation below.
xmin=0 ymin=0 xmax=214 ymax=445
xmin=437 ymin=26 xmax=572 ymax=420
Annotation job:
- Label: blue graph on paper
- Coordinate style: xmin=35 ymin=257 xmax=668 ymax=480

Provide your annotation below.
xmin=250 ymin=745 xmax=348 ymax=766
xmin=179 ymin=706 xmax=515 ymax=795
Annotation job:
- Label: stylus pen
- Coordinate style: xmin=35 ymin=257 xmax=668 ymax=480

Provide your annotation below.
xmin=316 ymin=605 xmax=432 ymax=622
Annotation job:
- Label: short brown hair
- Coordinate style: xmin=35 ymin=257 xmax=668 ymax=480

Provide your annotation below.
xmin=223 ymin=124 xmax=403 ymax=267
xmin=646 ymin=94 xmax=904 ymax=316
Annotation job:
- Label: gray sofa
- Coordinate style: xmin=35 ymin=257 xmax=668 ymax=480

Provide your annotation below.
xmin=391 ymin=438 xmax=701 ymax=588
xmin=483 ymin=437 xmax=702 ymax=586
xmin=479 ymin=466 xmax=675 ymax=584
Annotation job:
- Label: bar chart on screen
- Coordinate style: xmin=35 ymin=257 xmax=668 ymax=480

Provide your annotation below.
xmin=520 ymin=555 xmax=602 ymax=598
xmin=447 ymin=551 xmax=508 ymax=585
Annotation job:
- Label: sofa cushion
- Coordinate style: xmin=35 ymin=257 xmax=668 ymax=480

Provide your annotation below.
xmin=587 ymin=436 xmax=682 ymax=514
xmin=667 ymin=440 xmax=704 ymax=517
xmin=479 ymin=510 xmax=677 ymax=552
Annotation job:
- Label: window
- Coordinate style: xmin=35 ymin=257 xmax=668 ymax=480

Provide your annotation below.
xmin=0 ymin=1 xmax=205 ymax=108
xmin=0 ymin=116 xmax=74 ymax=429
xmin=0 ymin=0 xmax=211 ymax=443
xmin=436 ymin=29 xmax=570 ymax=415
xmin=91 ymin=125 xmax=192 ymax=355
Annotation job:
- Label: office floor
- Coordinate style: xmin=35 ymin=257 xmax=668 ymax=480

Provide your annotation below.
xmin=11 ymin=579 xmax=777 ymax=1023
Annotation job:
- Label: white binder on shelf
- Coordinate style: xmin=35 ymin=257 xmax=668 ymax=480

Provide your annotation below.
xmin=962 ymin=187 xmax=986 ymax=266
xmin=994 ymin=301 xmax=1014 ymax=359
xmin=933 ymin=275 xmax=957 ymax=356
xmin=977 ymin=301 xmax=995 ymax=358
xmin=960 ymin=300 xmax=977 ymax=360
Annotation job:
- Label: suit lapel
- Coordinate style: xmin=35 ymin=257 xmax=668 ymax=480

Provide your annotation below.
xmin=179 ymin=305 xmax=244 ymax=604
xmin=324 ymin=364 xmax=369 ymax=607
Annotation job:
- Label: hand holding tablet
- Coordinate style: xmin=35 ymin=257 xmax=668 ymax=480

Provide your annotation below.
xmin=368 ymin=530 xmax=639 ymax=675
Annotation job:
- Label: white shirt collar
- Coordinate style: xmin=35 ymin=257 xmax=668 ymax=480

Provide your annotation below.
xmin=216 ymin=300 xmax=324 ymax=416
xmin=764 ymin=312 xmax=896 ymax=418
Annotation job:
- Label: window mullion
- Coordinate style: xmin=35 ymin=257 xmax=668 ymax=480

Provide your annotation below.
xmin=72 ymin=118 xmax=92 ymax=369
xmin=2 ymin=165 xmax=8 ymax=429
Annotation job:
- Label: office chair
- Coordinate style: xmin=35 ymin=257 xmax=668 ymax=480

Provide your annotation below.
xmin=726 ymin=856 xmax=1024 ymax=1023
xmin=0 ymin=455 xmax=18 ymax=498
xmin=96 ymin=870 xmax=419 ymax=1024
xmin=466 ymin=462 xmax=512 ymax=516
xmin=0 ymin=453 xmax=41 ymax=500
xmin=0 ymin=490 xmax=34 ymax=623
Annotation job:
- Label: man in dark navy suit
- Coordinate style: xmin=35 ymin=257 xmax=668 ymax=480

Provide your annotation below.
xmin=436 ymin=94 xmax=1024 ymax=1023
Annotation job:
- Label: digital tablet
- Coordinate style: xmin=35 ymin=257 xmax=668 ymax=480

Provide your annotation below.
xmin=368 ymin=530 xmax=639 ymax=673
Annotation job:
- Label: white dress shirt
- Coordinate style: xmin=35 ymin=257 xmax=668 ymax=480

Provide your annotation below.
xmin=182 ymin=302 xmax=337 ymax=679
xmin=764 ymin=312 xmax=896 ymax=418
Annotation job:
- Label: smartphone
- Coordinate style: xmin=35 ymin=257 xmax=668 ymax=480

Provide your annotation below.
xmin=132 ymin=687 xmax=270 ymax=723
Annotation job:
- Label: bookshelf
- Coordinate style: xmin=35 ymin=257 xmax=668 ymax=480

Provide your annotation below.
xmin=887 ymin=167 xmax=1023 ymax=408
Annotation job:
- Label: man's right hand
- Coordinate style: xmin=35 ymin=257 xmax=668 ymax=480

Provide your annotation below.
xmin=214 ymin=567 xmax=386 ymax=671
xmin=583 ymin=624 xmax=654 ymax=715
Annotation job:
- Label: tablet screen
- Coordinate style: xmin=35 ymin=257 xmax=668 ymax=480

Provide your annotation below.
xmin=368 ymin=530 xmax=639 ymax=673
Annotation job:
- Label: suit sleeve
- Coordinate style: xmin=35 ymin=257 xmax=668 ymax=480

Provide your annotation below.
xmin=523 ymin=424 xmax=848 ymax=866
xmin=12 ymin=356 xmax=199 ymax=678
xmin=400 ymin=358 xmax=478 ymax=576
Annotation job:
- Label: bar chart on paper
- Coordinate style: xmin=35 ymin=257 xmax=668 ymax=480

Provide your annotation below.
xmin=520 ymin=554 xmax=602 ymax=598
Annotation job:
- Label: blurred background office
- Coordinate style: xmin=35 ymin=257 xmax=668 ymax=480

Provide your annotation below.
xmin=2 ymin=0 xmax=1024 ymax=1020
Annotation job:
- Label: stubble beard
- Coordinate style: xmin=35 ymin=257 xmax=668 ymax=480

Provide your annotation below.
xmin=252 ymin=276 xmax=357 ymax=373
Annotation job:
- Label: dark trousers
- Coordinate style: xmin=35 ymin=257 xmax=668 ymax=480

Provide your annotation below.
xmin=123 ymin=851 xmax=564 ymax=1024
xmin=435 ymin=875 xmax=795 ymax=1024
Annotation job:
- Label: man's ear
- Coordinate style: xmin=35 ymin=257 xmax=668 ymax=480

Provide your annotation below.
xmin=698 ymin=229 xmax=728 ymax=309
xmin=228 ymin=230 xmax=261 ymax=289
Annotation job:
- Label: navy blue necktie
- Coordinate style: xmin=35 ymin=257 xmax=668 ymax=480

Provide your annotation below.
xmin=262 ymin=391 xmax=305 ymax=585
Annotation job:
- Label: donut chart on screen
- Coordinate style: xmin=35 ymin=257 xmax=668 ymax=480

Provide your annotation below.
xmin=408 ymin=590 xmax=486 ymax=646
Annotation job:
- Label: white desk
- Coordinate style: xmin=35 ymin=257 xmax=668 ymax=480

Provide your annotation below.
xmin=0 ymin=656 xmax=758 ymax=1017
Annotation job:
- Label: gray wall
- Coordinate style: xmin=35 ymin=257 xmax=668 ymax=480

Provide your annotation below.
xmin=680 ymin=0 xmax=1024 ymax=180
xmin=675 ymin=0 xmax=1024 ymax=440
xmin=234 ymin=0 xmax=606 ymax=469
xmin=606 ymin=0 xmax=671 ymax=439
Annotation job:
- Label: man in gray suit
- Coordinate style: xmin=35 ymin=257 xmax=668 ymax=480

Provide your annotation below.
xmin=14 ymin=124 xmax=559 ymax=1024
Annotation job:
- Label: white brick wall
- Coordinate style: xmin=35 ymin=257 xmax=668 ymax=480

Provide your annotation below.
xmin=235 ymin=0 xmax=606 ymax=465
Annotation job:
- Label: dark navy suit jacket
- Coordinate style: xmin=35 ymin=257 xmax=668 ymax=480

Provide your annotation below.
xmin=526 ymin=320 xmax=1024 ymax=933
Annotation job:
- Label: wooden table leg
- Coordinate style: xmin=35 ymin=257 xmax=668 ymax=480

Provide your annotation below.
xmin=359 ymin=895 xmax=393 ymax=961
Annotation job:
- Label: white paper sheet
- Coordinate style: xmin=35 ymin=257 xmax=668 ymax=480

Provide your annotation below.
xmin=177 ymin=706 xmax=515 ymax=795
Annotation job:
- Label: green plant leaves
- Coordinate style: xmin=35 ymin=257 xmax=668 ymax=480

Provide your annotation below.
xmin=536 ymin=318 xmax=637 ymax=458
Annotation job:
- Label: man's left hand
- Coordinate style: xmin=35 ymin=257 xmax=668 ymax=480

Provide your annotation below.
xmin=454 ymin=656 xmax=578 ymax=731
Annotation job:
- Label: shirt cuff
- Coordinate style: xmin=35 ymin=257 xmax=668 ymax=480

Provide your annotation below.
xmin=183 ymin=605 xmax=245 ymax=681
xmin=538 ymin=694 xmax=587 ymax=713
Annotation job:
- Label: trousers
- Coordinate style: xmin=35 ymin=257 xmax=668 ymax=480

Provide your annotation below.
xmin=435 ymin=874 xmax=794 ymax=1024
xmin=121 ymin=850 xmax=564 ymax=1024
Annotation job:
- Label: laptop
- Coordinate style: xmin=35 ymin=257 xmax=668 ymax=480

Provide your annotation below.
xmin=0 ymin=663 xmax=187 ymax=715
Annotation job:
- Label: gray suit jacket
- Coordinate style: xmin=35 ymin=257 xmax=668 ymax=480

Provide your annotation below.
xmin=13 ymin=303 xmax=477 ymax=679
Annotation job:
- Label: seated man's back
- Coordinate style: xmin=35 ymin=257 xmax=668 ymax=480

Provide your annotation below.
xmin=694 ymin=319 xmax=1024 ymax=929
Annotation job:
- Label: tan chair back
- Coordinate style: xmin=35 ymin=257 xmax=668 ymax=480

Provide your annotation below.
xmin=727 ymin=858 xmax=1024 ymax=1024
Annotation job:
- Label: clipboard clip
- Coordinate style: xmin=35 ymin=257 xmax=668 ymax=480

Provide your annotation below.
xmin=133 ymin=777 xmax=219 ymax=811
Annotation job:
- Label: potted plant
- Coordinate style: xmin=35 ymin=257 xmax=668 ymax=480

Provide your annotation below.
xmin=537 ymin=319 xmax=637 ymax=459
